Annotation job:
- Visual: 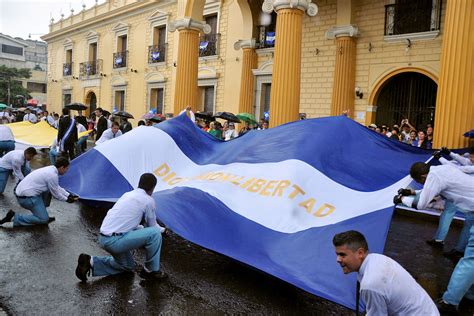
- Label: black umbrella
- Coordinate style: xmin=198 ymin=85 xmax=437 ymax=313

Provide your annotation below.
xmin=214 ymin=111 xmax=240 ymax=123
xmin=195 ymin=111 xmax=215 ymax=122
xmin=65 ymin=102 xmax=88 ymax=111
xmin=149 ymin=116 xmax=166 ymax=123
xmin=113 ymin=110 xmax=134 ymax=119
xmin=103 ymin=110 xmax=111 ymax=117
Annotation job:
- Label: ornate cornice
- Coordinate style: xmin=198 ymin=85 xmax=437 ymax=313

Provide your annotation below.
xmin=262 ymin=0 xmax=318 ymax=16
xmin=234 ymin=39 xmax=257 ymax=50
xmin=168 ymin=18 xmax=211 ymax=34
xmin=325 ymin=25 xmax=359 ymax=39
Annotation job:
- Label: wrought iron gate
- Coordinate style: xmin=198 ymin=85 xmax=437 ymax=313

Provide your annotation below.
xmin=375 ymin=72 xmax=437 ymax=130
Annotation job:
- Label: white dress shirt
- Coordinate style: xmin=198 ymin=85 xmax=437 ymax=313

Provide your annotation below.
xmin=23 ymin=113 xmax=38 ymax=123
xmin=0 ymin=150 xmax=27 ymax=180
xmin=417 ymin=165 xmax=474 ymax=212
xmin=46 ymin=115 xmax=55 ymax=126
xmin=77 ymin=123 xmax=86 ymax=135
xmin=100 ymin=188 xmax=165 ymax=235
xmin=358 ymin=253 xmax=439 ymax=316
xmin=15 ymin=166 xmax=69 ymax=201
xmin=224 ymin=129 xmax=238 ymax=141
xmin=440 ymin=152 xmax=473 ymax=167
xmin=96 ymin=128 xmax=122 ymax=144
xmin=0 ymin=125 xmax=14 ymax=141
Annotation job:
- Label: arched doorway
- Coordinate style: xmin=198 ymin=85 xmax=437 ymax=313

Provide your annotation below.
xmin=374 ymin=72 xmax=437 ymax=130
xmin=85 ymin=91 xmax=97 ymax=116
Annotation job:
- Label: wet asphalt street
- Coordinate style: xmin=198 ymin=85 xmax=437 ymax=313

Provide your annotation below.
xmin=0 ymin=154 xmax=473 ymax=315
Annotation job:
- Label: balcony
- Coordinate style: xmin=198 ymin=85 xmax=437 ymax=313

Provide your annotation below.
xmin=113 ymin=51 xmax=128 ymax=69
xmin=384 ymin=0 xmax=442 ymax=36
xmin=79 ymin=60 xmax=102 ymax=78
xmin=148 ymin=44 xmax=167 ymax=64
xmin=63 ymin=62 xmax=73 ymax=77
xmin=256 ymin=26 xmax=276 ymax=49
xmin=199 ymin=33 xmax=220 ymax=57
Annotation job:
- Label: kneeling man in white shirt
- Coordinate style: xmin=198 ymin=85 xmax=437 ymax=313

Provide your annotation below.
xmin=333 ymin=230 xmax=438 ymax=315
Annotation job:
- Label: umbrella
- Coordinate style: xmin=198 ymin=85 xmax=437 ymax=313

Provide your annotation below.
xmin=149 ymin=114 xmax=166 ymax=123
xmin=27 ymin=99 xmax=38 ymax=106
xmin=142 ymin=113 xmax=155 ymax=119
xmin=195 ymin=111 xmax=215 ymax=122
xmin=236 ymin=112 xmax=257 ymax=125
xmin=65 ymin=102 xmax=88 ymax=111
xmin=464 ymin=130 xmax=474 ymax=138
xmin=214 ymin=111 xmax=240 ymax=123
xmin=113 ymin=110 xmax=134 ymax=119
xmin=0 ymin=103 xmax=8 ymax=109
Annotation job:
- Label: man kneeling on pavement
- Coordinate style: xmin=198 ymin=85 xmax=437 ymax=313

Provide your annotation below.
xmin=0 ymin=156 xmax=78 ymax=226
xmin=75 ymin=173 xmax=167 ymax=282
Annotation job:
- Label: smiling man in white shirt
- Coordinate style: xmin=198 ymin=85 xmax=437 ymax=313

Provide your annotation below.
xmin=75 ymin=173 xmax=167 ymax=282
xmin=95 ymin=121 xmax=122 ymax=145
xmin=0 ymin=147 xmax=37 ymax=193
xmin=0 ymin=157 xmax=78 ymax=227
xmin=333 ymin=230 xmax=438 ymax=315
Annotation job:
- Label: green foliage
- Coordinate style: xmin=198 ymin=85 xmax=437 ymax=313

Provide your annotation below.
xmin=0 ymin=65 xmax=32 ymax=105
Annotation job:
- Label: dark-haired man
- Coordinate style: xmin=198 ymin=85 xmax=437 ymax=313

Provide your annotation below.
xmin=58 ymin=108 xmax=78 ymax=160
xmin=333 ymin=230 xmax=438 ymax=315
xmin=0 ymin=147 xmax=37 ymax=193
xmin=75 ymin=173 xmax=167 ymax=282
xmin=95 ymin=121 xmax=122 ymax=144
xmin=95 ymin=108 xmax=108 ymax=141
xmin=0 ymin=157 xmax=78 ymax=226
xmin=408 ymin=162 xmax=474 ymax=313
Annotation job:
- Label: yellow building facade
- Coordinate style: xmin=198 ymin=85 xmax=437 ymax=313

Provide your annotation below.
xmin=43 ymin=0 xmax=473 ymax=148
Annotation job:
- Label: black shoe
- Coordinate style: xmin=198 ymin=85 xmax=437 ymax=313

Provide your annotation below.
xmin=48 ymin=217 xmax=56 ymax=223
xmin=426 ymin=239 xmax=444 ymax=249
xmin=75 ymin=253 xmax=92 ymax=282
xmin=435 ymin=298 xmax=458 ymax=314
xmin=0 ymin=210 xmax=15 ymax=225
xmin=443 ymin=249 xmax=464 ymax=262
xmin=139 ymin=268 xmax=168 ymax=281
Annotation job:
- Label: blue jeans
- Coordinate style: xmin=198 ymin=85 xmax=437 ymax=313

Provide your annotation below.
xmin=433 ymin=200 xmax=458 ymax=241
xmin=49 ymin=148 xmax=58 ymax=165
xmin=14 ymin=191 xmax=52 ymax=226
xmin=443 ymin=212 xmax=474 ymax=305
xmin=75 ymin=136 xmax=88 ymax=155
xmin=0 ymin=140 xmax=15 ymax=157
xmin=92 ymin=227 xmax=162 ymax=277
xmin=0 ymin=167 xmax=11 ymax=193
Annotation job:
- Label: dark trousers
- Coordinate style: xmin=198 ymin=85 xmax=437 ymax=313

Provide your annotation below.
xmin=61 ymin=143 xmax=75 ymax=160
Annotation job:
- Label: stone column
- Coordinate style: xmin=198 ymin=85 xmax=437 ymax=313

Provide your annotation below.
xmin=262 ymin=0 xmax=318 ymax=127
xmin=169 ymin=18 xmax=211 ymax=115
xmin=326 ymin=25 xmax=359 ymax=118
xmin=234 ymin=39 xmax=258 ymax=114
xmin=433 ymin=0 xmax=474 ymax=148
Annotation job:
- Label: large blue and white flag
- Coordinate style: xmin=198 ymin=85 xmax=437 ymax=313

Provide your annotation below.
xmin=61 ymin=115 xmax=432 ymax=309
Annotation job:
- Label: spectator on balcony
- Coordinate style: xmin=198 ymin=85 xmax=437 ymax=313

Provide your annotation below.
xmin=23 ymin=109 xmax=37 ymax=124
xmin=95 ymin=108 xmax=108 ymax=141
xmin=96 ymin=122 xmax=122 ymax=145
xmin=179 ymin=106 xmax=195 ymax=123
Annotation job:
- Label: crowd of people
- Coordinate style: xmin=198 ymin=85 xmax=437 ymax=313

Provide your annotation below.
xmin=367 ymin=118 xmax=434 ymax=149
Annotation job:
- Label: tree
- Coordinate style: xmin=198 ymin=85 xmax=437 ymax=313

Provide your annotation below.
xmin=0 ymin=65 xmax=32 ymax=106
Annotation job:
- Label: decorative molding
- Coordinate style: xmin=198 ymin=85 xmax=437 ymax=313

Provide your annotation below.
xmin=198 ymin=66 xmax=218 ymax=79
xmin=204 ymin=1 xmax=221 ymax=16
xmin=111 ymin=76 xmax=127 ymax=87
xmin=168 ymin=18 xmax=211 ymax=34
xmin=262 ymin=0 xmax=318 ymax=16
xmin=148 ymin=9 xmax=169 ymax=25
xmin=252 ymin=61 xmax=273 ymax=76
xmin=112 ymin=22 xmax=129 ymax=35
xmin=145 ymin=71 xmax=166 ymax=83
xmin=63 ymin=38 xmax=74 ymax=50
xmin=86 ymin=30 xmax=99 ymax=44
xmin=81 ymin=78 xmax=101 ymax=88
xmin=325 ymin=25 xmax=359 ymax=39
xmin=384 ymin=30 xmax=440 ymax=42
xmin=234 ymin=39 xmax=257 ymax=51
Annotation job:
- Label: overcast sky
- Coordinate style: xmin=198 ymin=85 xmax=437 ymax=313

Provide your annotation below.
xmin=0 ymin=0 xmax=106 ymax=41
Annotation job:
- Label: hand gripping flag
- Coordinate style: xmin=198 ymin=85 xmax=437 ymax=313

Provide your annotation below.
xmin=61 ymin=114 xmax=432 ymax=309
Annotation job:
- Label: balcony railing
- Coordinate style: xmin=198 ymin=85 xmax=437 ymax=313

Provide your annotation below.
xmin=384 ymin=0 xmax=442 ymax=36
xmin=63 ymin=62 xmax=73 ymax=77
xmin=148 ymin=44 xmax=167 ymax=64
xmin=256 ymin=26 xmax=276 ymax=49
xmin=79 ymin=59 xmax=102 ymax=78
xmin=199 ymin=33 xmax=220 ymax=57
xmin=113 ymin=51 xmax=128 ymax=69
